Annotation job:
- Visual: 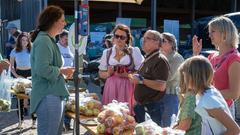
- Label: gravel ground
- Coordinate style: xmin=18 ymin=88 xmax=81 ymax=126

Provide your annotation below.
xmin=0 ymin=96 xmax=90 ymax=135
xmin=0 ymin=80 xmax=101 ymax=135
xmin=0 ymin=110 xmax=89 ymax=135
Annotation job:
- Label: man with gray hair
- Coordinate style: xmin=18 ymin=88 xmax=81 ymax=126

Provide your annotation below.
xmin=129 ymin=30 xmax=170 ymax=126
xmin=5 ymin=22 xmax=21 ymax=59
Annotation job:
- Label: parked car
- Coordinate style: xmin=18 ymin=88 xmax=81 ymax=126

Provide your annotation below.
xmin=179 ymin=12 xmax=240 ymax=58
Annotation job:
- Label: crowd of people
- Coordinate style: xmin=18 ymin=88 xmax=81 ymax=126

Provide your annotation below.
xmin=0 ymin=5 xmax=240 ymax=135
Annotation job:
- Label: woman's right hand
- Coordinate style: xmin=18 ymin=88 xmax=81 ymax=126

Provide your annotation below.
xmin=192 ymin=35 xmax=202 ymax=56
xmin=0 ymin=60 xmax=10 ymax=74
xmin=107 ymin=66 xmax=114 ymax=77
xmin=99 ymin=66 xmax=114 ymax=79
xmin=60 ymin=67 xmax=75 ymax=79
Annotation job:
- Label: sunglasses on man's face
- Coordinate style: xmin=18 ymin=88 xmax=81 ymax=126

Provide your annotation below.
xmin=114 ymin=34 xmax=127 ymax=40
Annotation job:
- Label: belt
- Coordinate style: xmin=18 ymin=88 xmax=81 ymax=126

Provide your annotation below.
xmin=16 ymin=68 xmax=31 ymax=70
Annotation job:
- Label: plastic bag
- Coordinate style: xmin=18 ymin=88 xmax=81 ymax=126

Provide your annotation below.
xmin=65 ymin=91 xmax=102 ymax=116
xmin=80 ymin=96 xmax=102 ymax=116
xmin=0 ymin=69 xmax=13 ymax=112
xmin=96 ymin=100 xmax=136 ymax=135
xmin=134 ymin=114 xmax=163 ymax=135
xmin=134 ymin=113 xmax=185 ymax=135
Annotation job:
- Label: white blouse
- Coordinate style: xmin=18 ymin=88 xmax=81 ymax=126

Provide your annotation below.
xmin=98 ymin=45 xmax=144 ymax=71
xmin=195 ymin=88 xmax=232 ymax=135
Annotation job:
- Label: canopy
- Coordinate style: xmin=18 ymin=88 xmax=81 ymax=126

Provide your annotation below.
xmin=83 ymin=0 xmax=144 ymax=5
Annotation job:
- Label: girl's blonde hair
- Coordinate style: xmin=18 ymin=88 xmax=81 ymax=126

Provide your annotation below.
xmin=178 ymin=56 xmax=214 ymax=94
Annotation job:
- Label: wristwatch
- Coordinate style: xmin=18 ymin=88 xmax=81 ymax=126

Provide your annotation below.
xmin=138 ymin=75 xmax=144 ymax=84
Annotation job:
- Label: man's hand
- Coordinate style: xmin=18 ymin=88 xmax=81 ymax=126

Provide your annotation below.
xmin=128 ymin=74 xmax=141 ymax=84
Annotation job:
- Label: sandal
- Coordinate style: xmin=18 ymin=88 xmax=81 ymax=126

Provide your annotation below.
xmin=18 ymin=122 xmax=23 ymax=129
xmin=31 ymin=120 xmax=37 ymax=129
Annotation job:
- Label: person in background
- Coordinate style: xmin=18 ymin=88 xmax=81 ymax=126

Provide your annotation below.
xmin=139 ymin=30 xmax=146 ymax=55
xmin=57 ymin=30 xmax=74 ymax=67
xmin=181 ymin=56 xmax=240 ymax=135
xmin=103 ymin=34 xmax=113 ymax=49
xmin=5 ymin=23 xmax=21 ymax=59
xmin=160 ymin=32 xmax=184 ymax=127
xmin=98 ymin=24 xmax=144 ymax=114
xmin=133 ymin=32 xmax=141 ymax=49
xmin=10 ymin=32 xmax=31 ymax=78
xmin=30 ymin=6 xmax=73 ymax=135
xmin=10 ymin=32 xmax=37 ymax=129
xmin=130 ymin=30 xmax=170 ymax=126
xmin=99 ymin=34 xmax=113 ymax=94
xmin=193 ymin=16 xmax=240 ymax=118
xmin=172 ymin=59 xmax=202 ymax=135
xmin=57 ymin=30 xmax=74 ymax=131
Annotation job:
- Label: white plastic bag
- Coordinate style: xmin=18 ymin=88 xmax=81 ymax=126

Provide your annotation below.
xmin=134 ymin=115 xmax=163 ymax=135
xmin=0 ymin=68 xmax=13 ymax=112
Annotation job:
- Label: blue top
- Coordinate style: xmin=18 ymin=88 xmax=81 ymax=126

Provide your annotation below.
xmin=10 ymin=48 xmax=31 ymax=68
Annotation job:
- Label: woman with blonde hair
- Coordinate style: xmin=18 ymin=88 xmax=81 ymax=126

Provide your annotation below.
xmin=193 ymin=16 xmax=240 ymax=118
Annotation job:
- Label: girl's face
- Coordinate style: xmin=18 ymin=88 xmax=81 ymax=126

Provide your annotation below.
xmin=208 ymin=27 xmax=222 ymax=47
xmin=113 ymin=29 xmax=127 ymax=50
xmin=21 ymin=36 xmax=29 ymax=48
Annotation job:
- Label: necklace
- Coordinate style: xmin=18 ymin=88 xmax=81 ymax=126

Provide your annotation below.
xmin=213 ymin=49 xmax=236 ymax=70
xmin=114 ymin=49 xmax=125 ymax=62
xmin=138 ymin=51 xmax=159 ymax=71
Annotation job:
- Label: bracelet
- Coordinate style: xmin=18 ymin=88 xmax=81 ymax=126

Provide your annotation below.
xmin=139 ymin=75 xmax=144 ymax=84
xmin=138 ymin=75 xmax=144 ymax=81
xmin=134 ymin=74 xmax=144 ymax=84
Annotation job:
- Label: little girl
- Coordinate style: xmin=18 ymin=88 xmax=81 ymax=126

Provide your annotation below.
xmin=173 ymin=58 xmax=201 ymax=135
xmin=181 ymin=56 xmax=239 ymax=135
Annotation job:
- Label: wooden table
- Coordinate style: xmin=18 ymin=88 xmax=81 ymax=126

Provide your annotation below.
xmin=66 ymin=112 xmax=134 ymax=135
xmin=67 ymin=87 xmax=87 ymax=94
xmin=15 ymin=93 xmax=29 ymax=99
xmin=82 ymin=124 xmax=134 ymax=135
xmin=66 ymin=111 xmax=95 ymax=119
